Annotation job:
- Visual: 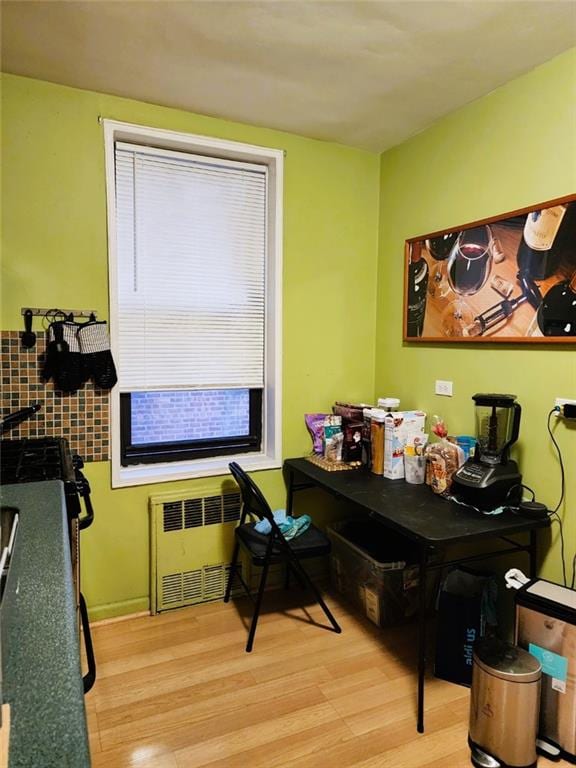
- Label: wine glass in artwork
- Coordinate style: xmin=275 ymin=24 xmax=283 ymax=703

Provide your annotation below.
xmin=442 ymin=225 xmax=494 ymax=336
xmin=425 ymin=233 xmax=459 ymax=299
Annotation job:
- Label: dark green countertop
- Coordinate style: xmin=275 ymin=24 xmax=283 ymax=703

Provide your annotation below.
xmin=0 ymin=481 xmax=90 ymax=768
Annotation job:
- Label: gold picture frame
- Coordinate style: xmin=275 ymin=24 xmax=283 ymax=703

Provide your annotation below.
xmin=403 ymin=194 xmax=576 ymax=343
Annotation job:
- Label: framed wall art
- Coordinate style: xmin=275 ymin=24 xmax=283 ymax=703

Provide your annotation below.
xmin=403 ymin=194 xmax=576 ymax=342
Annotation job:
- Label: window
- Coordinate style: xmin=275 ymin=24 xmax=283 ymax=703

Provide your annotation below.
xmin=120 ymin=388 xmax=262 ymax=465
xmin=104 ymin=122 xmax=282 ymax=486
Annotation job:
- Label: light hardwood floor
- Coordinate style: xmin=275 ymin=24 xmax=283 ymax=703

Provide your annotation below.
xmin=86 ymin=589 xmax=569 ymax=768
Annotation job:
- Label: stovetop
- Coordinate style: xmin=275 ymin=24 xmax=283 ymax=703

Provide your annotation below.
xmin=0 ymin=438 xmax=75 ymax=485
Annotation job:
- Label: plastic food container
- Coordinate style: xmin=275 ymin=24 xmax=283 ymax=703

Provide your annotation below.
xmin=404 ymin=453 xmax=426 ymax=484
xmin=456 ymin=435 xmax=476 ymax=461
xmin=377 ymin=397 xmax=401 ymax=411
xmin=370 ymin=409 xmax=387 ymax=475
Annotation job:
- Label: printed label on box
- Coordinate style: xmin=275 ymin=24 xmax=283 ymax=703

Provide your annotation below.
xmin=364 ymin=586 xmax=381 ymax=625
xmin=529 ymin=643 xmax=568 ymax=693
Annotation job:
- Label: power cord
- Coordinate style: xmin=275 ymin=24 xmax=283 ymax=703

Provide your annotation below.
xmin=551 ymin=514 xmax=567 ymax=588
xmin=547 ymin=408 xmax=565 ymax=515
xmin=547 ymin=407 xmax=567 ymax=587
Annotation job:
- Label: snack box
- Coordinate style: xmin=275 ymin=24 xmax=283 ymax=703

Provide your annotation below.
xmin=383 ymin=410 xmax=426 ymax=479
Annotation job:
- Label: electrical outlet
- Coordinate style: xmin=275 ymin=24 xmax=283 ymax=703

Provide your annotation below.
xmin=435 ymin=380 xmax=453 ymax=397
xmin=554 ymin=397 xmax=576 ymax=416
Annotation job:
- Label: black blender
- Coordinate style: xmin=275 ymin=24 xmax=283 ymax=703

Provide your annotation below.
xmin=452 ymin=394 xmax=522 ymax=509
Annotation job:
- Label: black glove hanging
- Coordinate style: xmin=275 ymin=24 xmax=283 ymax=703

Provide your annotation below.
xmin=43 ymin=321 xmax=86 ymax=393
xmin=77 ymin=320 xmax=118 ymax=389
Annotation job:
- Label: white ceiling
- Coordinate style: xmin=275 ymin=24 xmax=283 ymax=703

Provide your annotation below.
xmin=2 ymin=1 xmax=575 ymax=152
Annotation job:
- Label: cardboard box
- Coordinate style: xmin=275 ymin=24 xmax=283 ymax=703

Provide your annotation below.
xmin=383 ymin=410 xmax=426 ymax=479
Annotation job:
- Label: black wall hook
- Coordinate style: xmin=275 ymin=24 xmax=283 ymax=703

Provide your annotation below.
xmin=21 ymin=309 xmax=37 ymax=349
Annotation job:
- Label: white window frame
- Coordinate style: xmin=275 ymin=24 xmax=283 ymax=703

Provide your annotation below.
xmin=103 ymin=120 xmax=283 ymax=487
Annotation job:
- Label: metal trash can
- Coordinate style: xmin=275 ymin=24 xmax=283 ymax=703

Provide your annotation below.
xmin=515 ymin=578 xmax=576 ymax=762
xmin=469 ymin=638 xmax=541 ymax=768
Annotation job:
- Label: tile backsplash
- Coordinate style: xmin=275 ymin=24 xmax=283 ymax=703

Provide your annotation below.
xmin=1 ymin=331 xmax=109 ymax=461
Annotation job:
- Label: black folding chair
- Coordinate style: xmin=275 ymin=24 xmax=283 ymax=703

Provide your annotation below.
xmin=224 ymin=462 xmax=342 ymax=652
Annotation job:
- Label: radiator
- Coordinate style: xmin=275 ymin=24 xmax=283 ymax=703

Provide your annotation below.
xmin=149 ymin=488 xmax=247 ymax=612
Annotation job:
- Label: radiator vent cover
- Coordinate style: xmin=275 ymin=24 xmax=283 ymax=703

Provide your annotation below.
xmin=184 ymin=498 xmax=203 ymax=529
xmin=159 ymin=565 xmax=240 ymax=610
xmin=151 ymin=488 xmax=246 ymax=613
xmin=163 ymin=502 xmax=183 ymax=532
xmin=162 ymin=492 xmax=241 ymax=532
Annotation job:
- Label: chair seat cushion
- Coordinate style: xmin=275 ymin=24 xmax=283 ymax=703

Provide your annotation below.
xmin=236 ymin=522 xmax=331 ymax=565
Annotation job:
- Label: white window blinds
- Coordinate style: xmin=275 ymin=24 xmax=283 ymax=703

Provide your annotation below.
xmin=114 ymin=142 xmax=267 ymax=392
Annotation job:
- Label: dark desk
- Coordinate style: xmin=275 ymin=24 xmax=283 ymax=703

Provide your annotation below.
xmin=284 ymin=457 xmax=550 ymax=733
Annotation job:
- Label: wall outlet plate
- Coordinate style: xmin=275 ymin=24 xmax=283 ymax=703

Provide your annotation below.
xmin=554 ymin=397 xmax=576 ymax=416
xmin=435 ymin=380 xmax=453 ymax=397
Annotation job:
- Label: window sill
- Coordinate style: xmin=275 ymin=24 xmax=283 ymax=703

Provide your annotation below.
xmin=111 ymin=452 xmax=282 ymax=488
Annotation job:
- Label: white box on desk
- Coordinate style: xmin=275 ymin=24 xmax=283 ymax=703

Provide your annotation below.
xmin=383 ymin=410 xmax=426 ymax=479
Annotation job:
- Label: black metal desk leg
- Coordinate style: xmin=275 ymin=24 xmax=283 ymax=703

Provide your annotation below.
xmin=286 ymin=469 xmax=295 ymax=517
xmin=417 ymin=546 xmax=428 ymax=734
xmin=529 ymin=529 xmax=538 ymax=578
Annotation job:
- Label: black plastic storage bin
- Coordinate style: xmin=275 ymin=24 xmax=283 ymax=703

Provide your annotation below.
xmin=327 ymin=519 xmax=439 ymax=627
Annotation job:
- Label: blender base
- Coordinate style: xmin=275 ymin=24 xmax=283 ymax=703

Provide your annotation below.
xmin=452 ymin=459 xmax=522 ymax=510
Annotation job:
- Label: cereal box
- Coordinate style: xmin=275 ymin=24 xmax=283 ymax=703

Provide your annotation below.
xmin=383 ymin=411 xmax=427 ymax=479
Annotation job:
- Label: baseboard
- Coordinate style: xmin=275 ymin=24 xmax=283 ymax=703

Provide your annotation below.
xmin=90 ymin=611 xmax=151 ymax=627
xmin=87 ymin=562 xmax=329 ymax=622
xmin=87 ymin=597 xmax=150 ymax=623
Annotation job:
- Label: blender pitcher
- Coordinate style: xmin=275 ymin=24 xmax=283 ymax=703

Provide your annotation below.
xmin=473 ymin=393 xmax=521 ymax=466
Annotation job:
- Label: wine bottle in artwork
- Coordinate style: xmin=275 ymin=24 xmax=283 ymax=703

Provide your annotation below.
xmin=517 ymin=202 xmax=576 ymax=280
xmin=426 ymin=232 xmax=459 ymax=261
xmin=426 ymin=233 xmax=459 ymax=298
xmin=537 ymin=271 xmax=576 ymax=336
xmin=406 ymin=242 xmax=429 ymax=337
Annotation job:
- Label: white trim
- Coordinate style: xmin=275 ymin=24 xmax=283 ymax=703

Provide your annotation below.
xmin=104 ymin=119 xmax=284 ymax=166
xmin=115 ymin=141 xmax=267 ymax=174
xmin=103 ymin=120 xmax=283 ymax=488
xmin=111 ymin=454 xmax=281 ymax=489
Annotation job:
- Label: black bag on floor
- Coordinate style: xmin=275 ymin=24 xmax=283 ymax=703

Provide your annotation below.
xmin=434 ymin=567 xmax=497 ymax=687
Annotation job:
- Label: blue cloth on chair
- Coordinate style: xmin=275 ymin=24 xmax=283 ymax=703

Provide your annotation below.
xmin=283 ymin=514 xmax=311 ymax=541
xmin=254 ymin=509 xmax=288 ymax=534
xmin=254 ymin=509 xmax=312 ymax=540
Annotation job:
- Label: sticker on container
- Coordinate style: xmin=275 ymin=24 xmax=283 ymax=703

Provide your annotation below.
xmin=364 ymin=586 xmax=381 ymax=625
xmin=551 ymin=678 xmax=567 ymax=694
xmin=529 ymin=643 xmax=568 ymax=693
xmin=403 ymin=565 xmax=419 ymax=591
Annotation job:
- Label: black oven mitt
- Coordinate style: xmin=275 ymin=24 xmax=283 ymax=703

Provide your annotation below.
xmin=43 ymin=321 xmax=86 ymax=393
xmin=77 ymin=320 xmax=118 ymax=389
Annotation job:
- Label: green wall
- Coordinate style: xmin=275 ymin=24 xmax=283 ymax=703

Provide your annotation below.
xmin=1 ymin=74 xmax=380 ymax=619
xmin=2 ymin=48 xmax=575 ymax=617
xmin=376 ymin=48 xmax=576 ymax=585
